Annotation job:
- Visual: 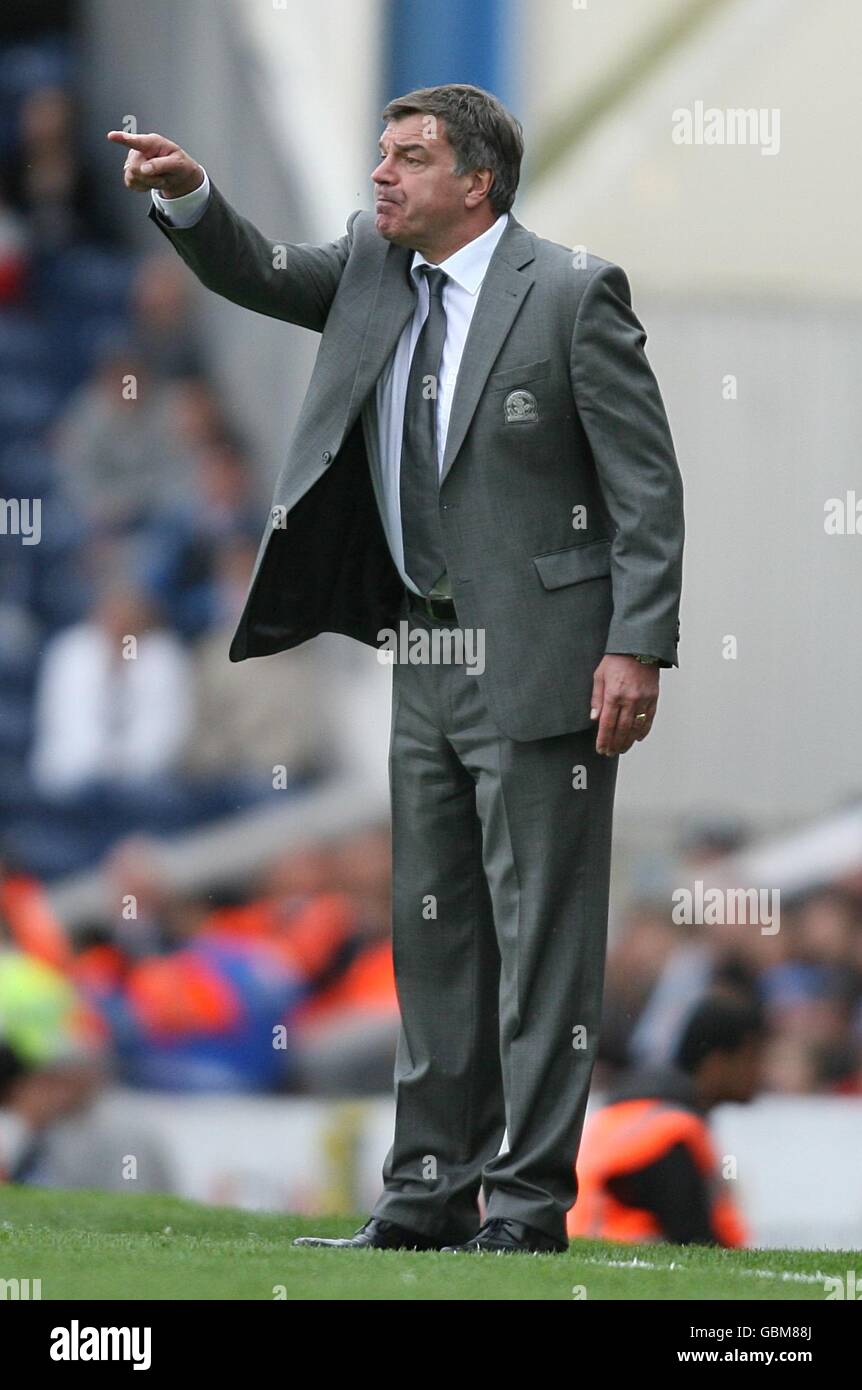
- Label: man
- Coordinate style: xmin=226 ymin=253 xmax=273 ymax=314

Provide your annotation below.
xmin=567 ymin=996 xmax=765 ymax=1246
xmin=108 ymin=82 xmax=684 ymax=1254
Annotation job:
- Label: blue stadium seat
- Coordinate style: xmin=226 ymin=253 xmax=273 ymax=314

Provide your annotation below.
xmin=33 ymin=244 xmax=134 ymax=318
xmin=0 ymin=373 xmax=66 ymax=435
xmin=0 ymin=312 xmax=57 ymax=375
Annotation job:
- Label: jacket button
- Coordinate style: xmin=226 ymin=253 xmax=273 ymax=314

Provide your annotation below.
xmin=322 ymin=450 xmax=332 ymax=464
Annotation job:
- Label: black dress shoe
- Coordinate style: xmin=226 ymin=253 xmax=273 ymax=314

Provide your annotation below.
xmin=441 ymin=1218 xmax=568 ymax=1254
xmin=293 ymin=1216 xmax=443 ymax=1251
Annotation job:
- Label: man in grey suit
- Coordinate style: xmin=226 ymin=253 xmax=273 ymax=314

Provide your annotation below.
xmin=109 ymin=82 xmax=683 ymax=1254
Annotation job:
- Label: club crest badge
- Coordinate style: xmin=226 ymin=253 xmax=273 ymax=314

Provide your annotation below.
xmin=504 ymin=388 xmax=539 ymax=424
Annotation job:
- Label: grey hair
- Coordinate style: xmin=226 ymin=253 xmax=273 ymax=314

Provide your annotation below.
xmin=381 ymin=83 xmax=524 ymax=215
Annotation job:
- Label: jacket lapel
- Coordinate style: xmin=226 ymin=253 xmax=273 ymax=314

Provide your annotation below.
xmin=345 ymin=242 xmax=415 ymax=424
xmin=440 ymin=216 xmax=536 ymax=483
xmin=344 ymin=215 xmax=536 ymax=482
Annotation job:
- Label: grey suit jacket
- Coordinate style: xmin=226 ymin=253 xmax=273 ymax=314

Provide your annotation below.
xmin=149 ymin=183 xmax=684 ymax=741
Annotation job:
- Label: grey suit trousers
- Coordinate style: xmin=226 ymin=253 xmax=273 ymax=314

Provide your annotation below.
xmin=372 ymin=593 xmax=618 ymax=1244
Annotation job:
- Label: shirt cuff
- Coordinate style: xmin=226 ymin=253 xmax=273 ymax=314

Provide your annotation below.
xmin=151 ymin=168 xmax=211 ymax=228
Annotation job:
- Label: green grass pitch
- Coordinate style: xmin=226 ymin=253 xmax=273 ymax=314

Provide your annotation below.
xmin=0 ymin=1188 xmax=857 ymax=1300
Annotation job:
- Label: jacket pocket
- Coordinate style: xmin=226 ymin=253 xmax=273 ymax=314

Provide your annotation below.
xmin=532 ymin=537 xmax=612 ymax=590
xmin=485 ymin=357 xmax=552 ymax=392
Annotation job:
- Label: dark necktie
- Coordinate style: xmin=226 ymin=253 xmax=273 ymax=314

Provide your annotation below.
xmin=400 ymin=265 xmax=449 ymax=595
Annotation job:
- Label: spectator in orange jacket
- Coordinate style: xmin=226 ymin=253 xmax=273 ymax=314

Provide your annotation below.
xmin=568 ymin=996 xmax=766 ymax=1246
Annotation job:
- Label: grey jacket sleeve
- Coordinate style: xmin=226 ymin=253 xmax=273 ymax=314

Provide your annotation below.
xmin=147 ymin=179 xmax=356 ymax=333
xmin=570 ymin=262 xmax=684 ymax=667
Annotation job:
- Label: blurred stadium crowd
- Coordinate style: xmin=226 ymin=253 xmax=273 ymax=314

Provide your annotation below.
xmin=0 ymin=28 xmax=332 ymax=884
xmin=601 ymin=824 xmax=862 ymax=1099
xmin=1 ymin=16 xmax=861 ymax=1192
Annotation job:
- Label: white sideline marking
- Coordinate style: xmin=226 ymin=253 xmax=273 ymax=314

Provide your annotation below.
xmin=579 ymin=1256 xmax=828 ymax=1284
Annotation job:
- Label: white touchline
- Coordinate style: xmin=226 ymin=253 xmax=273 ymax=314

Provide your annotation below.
xmin=577 ymin=1256 xmax=829 ymax=1284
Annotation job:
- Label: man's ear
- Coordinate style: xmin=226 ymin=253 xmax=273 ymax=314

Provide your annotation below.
xmin=465 ymin=170 xmax=494 ymax=209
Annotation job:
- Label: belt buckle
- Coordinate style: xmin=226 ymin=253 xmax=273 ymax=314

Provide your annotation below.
xmin=426 ymin=594 xmax=454 ymax=621
xmin=406 ymin=588 xmax=455 ymax=622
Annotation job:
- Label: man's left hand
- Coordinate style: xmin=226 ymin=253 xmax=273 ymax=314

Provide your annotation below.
xmin=590 ymin=655 xmax=659 ymax=756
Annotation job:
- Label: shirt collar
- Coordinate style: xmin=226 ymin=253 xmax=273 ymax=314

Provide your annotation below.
xmin=410 ymin=212 xmax=509 ymax=295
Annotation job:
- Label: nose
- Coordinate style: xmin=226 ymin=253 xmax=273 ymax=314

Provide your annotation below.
xmin=372 ymin=153 xmax=394 ymax=187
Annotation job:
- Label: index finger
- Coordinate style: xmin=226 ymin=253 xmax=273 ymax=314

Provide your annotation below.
xmin=106 ymin=131 xmax=163 ymax=152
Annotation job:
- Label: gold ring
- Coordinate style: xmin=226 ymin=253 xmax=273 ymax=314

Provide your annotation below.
xmin=635 ymin=712 xmax=647 ymax=721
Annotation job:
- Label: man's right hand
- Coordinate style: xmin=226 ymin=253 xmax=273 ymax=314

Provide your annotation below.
xmin=106 ymin=129 xmax=204 ymax=199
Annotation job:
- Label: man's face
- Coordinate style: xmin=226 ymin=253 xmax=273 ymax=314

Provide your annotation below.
xmin=372 ymin=114 xmax=474 ymax=251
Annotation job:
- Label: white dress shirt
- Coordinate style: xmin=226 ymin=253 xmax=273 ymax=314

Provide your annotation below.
xmin=151 ymin=176 xmax=509 ymax=595
xmin=370 ymin=211 xmax=508 ymax=594
xmin=151 ymin=171 xmax=212 ymax=228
